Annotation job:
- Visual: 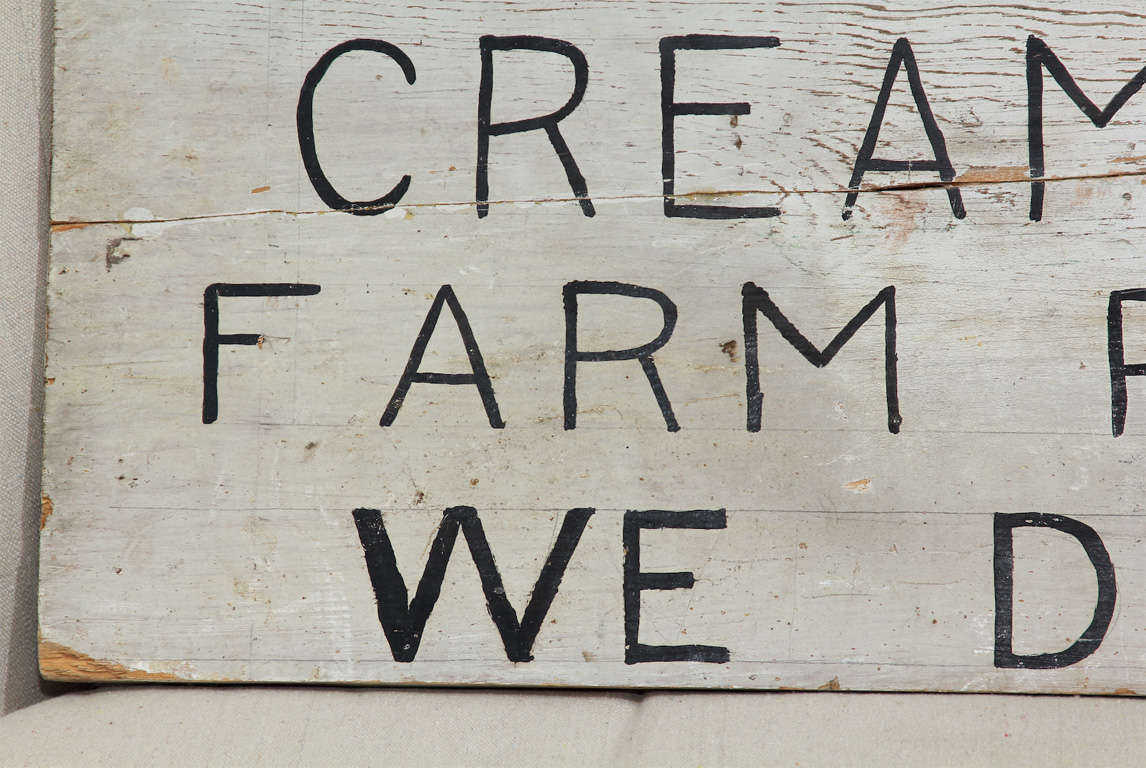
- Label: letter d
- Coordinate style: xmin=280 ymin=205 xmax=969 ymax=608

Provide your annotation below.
xmin=994 ymin=513 xmax=1116 ymax=669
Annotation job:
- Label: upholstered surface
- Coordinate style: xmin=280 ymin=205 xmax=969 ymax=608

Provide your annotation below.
xmin=4 ymin=686 xmax=1146 ymax=767
xmin=0 ymin=0 xmax=51 ymax=717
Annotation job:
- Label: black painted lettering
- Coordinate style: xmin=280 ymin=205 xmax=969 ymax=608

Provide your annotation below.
xmin=381 ymin=285 xmax=505 ymax=428
xmin=623 ymin=509 xmax=730 ymax=665
xmin=298 ymin=39 xmax=416 ymax=215
xmin=1107 ymin=289 xmax=1146 ymax=437
xmin=477 ymin=36 xmax=594 ymax=218
xmin=994 ymin=513 xmax=1117 ymax=669
xmin=563 ymin=281 xmax=679 ymax=431
xmin=202 ymin=283 xmax=321 ymax=425
xmin=742 ymin=283 xmax=901 ymax=434
xmin=353 ymin=506 xmax=594 ymax=662
xmin=660 ymin=34 xmax=781 ymax=219
xmin=842 ymin=38 xmax=964 ymax=221
xmin=1027 ymin=36 xmax=1146 ymax=221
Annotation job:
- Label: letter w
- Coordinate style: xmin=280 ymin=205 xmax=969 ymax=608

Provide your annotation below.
xmin=352 ymin=506 xmax=594 ymax=662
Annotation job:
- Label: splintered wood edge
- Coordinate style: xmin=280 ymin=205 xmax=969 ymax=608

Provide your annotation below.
xmin=30 ymin=637 xmax=1146 ymax=693
xmin=38 ymin=639 xmax=180 ymax=682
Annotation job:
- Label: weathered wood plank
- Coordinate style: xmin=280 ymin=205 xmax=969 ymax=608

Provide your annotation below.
xmin=40 ymin=0 xmax=1146 ymax=691
xmin=50 ymin=2 xmax=1146 ymax=220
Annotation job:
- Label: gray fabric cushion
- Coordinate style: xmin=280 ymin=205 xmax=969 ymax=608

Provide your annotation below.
xmin=0 ymin=0 xmax=51 ymax=717
xmin=3 ymin=687 xmax=1146 ymax=766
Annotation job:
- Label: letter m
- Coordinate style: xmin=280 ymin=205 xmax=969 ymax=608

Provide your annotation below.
xmin=1027 ymin=36 xmax=1146 ymax=221
xmin=741 ymin=284 xmax=901 ymax=434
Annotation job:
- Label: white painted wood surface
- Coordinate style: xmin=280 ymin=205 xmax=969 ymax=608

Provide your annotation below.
xmin=39 ymin=0 xmax=1146 ymax=692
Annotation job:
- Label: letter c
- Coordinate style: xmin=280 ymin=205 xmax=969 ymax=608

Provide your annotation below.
xmin=297 ymin=39 xmax=415 ymax=215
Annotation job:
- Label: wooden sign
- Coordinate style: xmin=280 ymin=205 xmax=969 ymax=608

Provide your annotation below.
xmin=40 ymin=0 xmax=1146 ymax=693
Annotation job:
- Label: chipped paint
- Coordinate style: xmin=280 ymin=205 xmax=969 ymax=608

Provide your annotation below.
xmin=50 ymin=221 xmax=94 ymax=233
xmin=39 ymin=494 xmax=52 ymax=530
xmin=954 ymin=165 xmax=1031 ymax=184
xmin=39 ymin=639 xmax=180 ymax=682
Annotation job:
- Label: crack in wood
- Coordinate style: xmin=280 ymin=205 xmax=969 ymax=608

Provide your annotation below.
xmin=50 ymin=167 xmax=1146 ymax=230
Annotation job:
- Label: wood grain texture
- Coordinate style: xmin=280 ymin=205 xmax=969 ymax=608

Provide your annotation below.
xmin=40 ymin=0 xmax=1146 ymax=692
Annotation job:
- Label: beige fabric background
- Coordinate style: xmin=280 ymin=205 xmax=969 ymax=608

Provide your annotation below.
xmin=5 ymin=2 xmax=1146 ymax=765
xmin=0 ymin=0 xmax=52 ymax=716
